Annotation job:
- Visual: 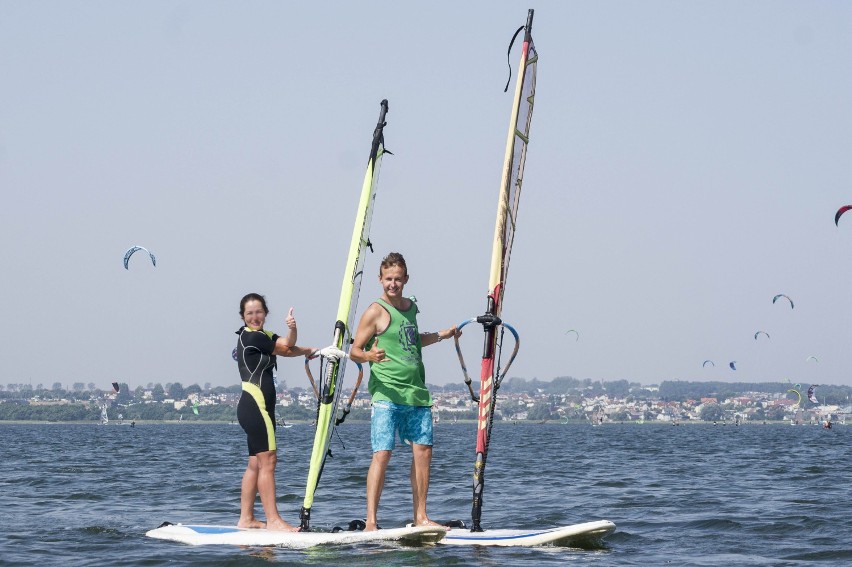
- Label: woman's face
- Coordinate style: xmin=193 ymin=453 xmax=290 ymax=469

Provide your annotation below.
xmin=242 ymin=299 xmax=267 ymax=330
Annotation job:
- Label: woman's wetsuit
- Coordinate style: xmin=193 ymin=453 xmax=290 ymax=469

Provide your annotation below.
xmin=235 ymin=327 xmax=279 ymax=455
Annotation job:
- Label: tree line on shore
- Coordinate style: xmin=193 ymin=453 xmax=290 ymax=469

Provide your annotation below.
xmin=1 ymin=378 xmax=849 ymax=423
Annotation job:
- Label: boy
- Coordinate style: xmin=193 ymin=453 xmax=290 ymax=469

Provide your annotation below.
xmin=349 ymin=252 xmax=459 ymax=530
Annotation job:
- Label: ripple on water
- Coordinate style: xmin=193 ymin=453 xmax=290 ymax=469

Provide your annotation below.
xmin=0 ymin=422 xmax=850 ymax=566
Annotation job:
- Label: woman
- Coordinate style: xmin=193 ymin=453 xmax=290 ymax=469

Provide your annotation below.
xmin=235 ymin=292 xmax=341 ymax=530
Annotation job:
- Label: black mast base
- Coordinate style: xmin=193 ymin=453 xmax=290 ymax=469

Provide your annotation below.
xmin=299 ymin=506 xmax=311 ymax=532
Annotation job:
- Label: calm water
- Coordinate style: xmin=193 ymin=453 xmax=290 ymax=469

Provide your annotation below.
xmin=0 ymin=421 xmax=849 ymax=566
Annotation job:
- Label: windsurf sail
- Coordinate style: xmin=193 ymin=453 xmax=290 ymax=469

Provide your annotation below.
xmin=100 ymin=404 xmax=108 ymax=425
xmin=299 ymin=100 xmax=390 ymax=531
xmin=453 ymin=10 xmax=537 ymax=532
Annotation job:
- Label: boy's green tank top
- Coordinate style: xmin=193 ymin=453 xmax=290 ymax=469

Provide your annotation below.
xmin=366 ymin=298 xmax=432 ymax=406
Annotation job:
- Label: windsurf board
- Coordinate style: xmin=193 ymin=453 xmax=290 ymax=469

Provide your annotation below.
xmin=438 ymin=520 xmax=615 ymax=547
xmin=145 ymin=522 xmax=447 ymax=548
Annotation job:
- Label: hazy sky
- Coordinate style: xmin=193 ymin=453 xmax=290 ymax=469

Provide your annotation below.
xmin=2 ymin=1 xmax=851 ymax=391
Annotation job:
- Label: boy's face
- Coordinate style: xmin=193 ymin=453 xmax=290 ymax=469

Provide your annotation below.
xmin=379 ymin=264 xmax=408 ymax=300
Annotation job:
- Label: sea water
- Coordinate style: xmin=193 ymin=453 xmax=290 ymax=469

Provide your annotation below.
xmin=0 ymin=421 xmax=849 ymax=566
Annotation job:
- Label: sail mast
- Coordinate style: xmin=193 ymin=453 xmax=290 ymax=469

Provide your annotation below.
xmin=299 ymin=100 xmax=389 ymax=531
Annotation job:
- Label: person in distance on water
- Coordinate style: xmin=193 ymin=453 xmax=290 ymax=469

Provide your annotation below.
xmin=349 ymin=253 xmax=460 ymax=531
xmin=235 ymin=292 xmax=343 ymax=531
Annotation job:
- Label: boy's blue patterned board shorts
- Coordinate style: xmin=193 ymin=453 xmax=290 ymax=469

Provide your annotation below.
xmin=370 ymin=400 xmax=433 ymax=452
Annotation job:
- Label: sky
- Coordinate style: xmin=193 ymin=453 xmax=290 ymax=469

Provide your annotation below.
xmin=1 ymin=1 xmax=851 ymax=391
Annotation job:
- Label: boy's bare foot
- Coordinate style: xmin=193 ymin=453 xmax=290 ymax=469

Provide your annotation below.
xmin=415 ymin=519 xmax=449 ymax=531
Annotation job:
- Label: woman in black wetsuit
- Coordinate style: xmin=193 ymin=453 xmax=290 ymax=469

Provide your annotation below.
xmin=235 ymin=293 xmax=342 ymax=531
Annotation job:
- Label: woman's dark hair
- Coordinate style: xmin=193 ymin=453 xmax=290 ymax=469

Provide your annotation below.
xmin=239 ymin=293 xmax=269 ymax=318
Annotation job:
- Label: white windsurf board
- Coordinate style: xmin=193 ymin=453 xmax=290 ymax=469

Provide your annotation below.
xmin=438 ymin=520 xmax=615 ymax=547
xmin=145 ymin=522 xmax=446 ymax=548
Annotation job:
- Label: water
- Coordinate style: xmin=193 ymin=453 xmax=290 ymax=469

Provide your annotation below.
xmin=0 ymin=421 xmax=849 ymax=566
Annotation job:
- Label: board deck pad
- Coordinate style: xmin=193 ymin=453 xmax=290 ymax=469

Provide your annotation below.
xmin=145 ymin=522 xmax=447 ymax=548
xmin=438 ymin=520 xmax=615 ymax=547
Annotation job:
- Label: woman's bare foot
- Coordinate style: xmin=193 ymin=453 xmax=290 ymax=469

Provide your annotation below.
xmin=237 ymin=518 xmax=266 ymax=529
xmin=266 ymin=518 xmax=299 ymax=532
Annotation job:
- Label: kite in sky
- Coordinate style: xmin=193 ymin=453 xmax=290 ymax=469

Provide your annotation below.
xmin=807 ymin=385 xmax=819 ymax=405
xmin=788 ymin=388 xmax=802 ymax=407
xmin=124 ymin=246 xmax=156 ymax=269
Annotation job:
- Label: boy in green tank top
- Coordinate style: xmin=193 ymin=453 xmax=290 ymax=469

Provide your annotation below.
xmin=350 ymin=252 xmax=460 ymax=531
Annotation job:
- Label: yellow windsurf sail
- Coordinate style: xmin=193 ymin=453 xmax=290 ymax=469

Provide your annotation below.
xmin=299 ymin=100 xmax=390 ymax=530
